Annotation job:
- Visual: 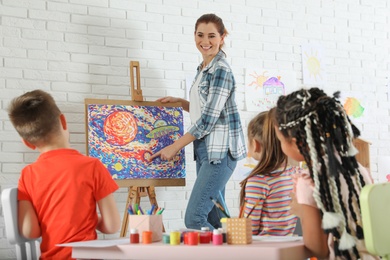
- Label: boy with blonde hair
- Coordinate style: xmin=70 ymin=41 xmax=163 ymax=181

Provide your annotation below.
xmin=8 ymin=89 xmax=121 ymax=259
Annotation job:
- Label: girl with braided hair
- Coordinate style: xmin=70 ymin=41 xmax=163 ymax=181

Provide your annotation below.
xmin=273 ymin=87 xmax=377 ymax=260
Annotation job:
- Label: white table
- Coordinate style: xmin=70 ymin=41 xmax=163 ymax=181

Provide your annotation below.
xmin=59 ymin=237 xmax=311 ymax=260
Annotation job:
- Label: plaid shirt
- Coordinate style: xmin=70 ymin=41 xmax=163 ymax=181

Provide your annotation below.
xmin=188 ymin=50 xmax=247 ymax=163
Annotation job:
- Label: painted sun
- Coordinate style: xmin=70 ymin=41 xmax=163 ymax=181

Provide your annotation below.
xmin=304 ymin=50 xmax=323 ymax=81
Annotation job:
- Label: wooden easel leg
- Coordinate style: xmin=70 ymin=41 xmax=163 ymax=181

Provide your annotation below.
xmin=120 ymin=186 xmax=139 ymax=237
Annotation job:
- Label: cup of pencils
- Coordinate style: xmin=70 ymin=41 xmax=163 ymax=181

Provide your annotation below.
xmin=128 ymin=203 xmax=163 ymax=242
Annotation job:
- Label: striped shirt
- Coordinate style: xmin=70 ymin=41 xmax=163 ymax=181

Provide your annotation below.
xmin=187 ymin=50 xmax=247 ymax=163
xmin=244 ymin=166 xmax=297 ymax=236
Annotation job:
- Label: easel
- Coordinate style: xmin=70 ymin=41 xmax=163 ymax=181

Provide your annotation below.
xmin=119 ymin=61 xmax=162 ymax=237
xmin=120 ymin=186 xmax=161 ymax=237
xmin=130 ymin=61 xmax=143 ymax=102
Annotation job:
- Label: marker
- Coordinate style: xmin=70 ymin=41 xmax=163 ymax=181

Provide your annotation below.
xmin=156 ymin=208 xmax=165 ymax=215
xmin=134 ymin=203 xmax=139 ymax=214
xmin=149 ymin=204 xmax=155 ymax=215
xmin=128 ymin=205 xmax=134 ymax=215
xmin=137 ymin=209 xmax=141 ymax=215
xmin=138 ymin=205 xmax=145 ymax=215
xmin=210 ymin=197 xmax=230 ymax=218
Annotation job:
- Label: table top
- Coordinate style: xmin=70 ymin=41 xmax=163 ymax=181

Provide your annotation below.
xmin=60 ymin=237 xmax=311 ymax=260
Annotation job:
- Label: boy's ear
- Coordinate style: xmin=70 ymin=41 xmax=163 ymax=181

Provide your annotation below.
xmin=22 ymin=139 xmax=36 ymax=150
xmin=59 ymin=114 xmax=67 ymax=130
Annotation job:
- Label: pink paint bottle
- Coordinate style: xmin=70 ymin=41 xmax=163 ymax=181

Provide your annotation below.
xmin=212 ymin=229 xmax=223 ymax=245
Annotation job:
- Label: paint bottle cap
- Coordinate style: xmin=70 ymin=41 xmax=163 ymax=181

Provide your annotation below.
xmin=130 ymin=228 xmax=138 ymax=234
xmin=213 ymin=229 xmax=221 ymax=235
xmin=201 ymin=227 xmax=210 ymax=231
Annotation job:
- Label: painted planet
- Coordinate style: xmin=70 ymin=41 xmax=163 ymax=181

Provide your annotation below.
xmin=104 ymin=111 xmax=138 ymax=146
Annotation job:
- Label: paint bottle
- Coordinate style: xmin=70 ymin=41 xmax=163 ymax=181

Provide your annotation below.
xmin=188 ymin=231 xmax=199 ymax=245
xmin=212 ymin=229 xmax=223 ymax=245
xmin=220 ymin=218 xmax=227 ymax=232
xmin=162 ymin=233 xmax=170 ymax=244
xmin=200 ymin=227 xmax=211 ymax=244
xmin=130 ymin=228 xmax=139 ymax=244
xmin=142 ymin=231 xmax=153 ymax=244
xmin=170 ymin=231 xmax=181 ymax=245
xmin=218 ymin=228 xmax=227 ymax=243
xmin=183 ymin=231 xmax=189 ymax=244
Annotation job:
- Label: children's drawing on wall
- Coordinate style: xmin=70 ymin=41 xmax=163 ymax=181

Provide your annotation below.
xmin=301 ymin=43 xmax=327 ymax=86
xmin=344 ymin=97 xmax=365 ymax=118
xmin=86 ymin=102 xmax=185 ymax=180
xmin=244 ymin=68 xmax=296 ymax=112
xmin=339 ymin=91 xmax=374 ymax=124
xmin=378 ymin=156 xmax=390 ymax=183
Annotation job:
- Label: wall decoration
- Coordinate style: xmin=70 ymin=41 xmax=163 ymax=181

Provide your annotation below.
xmin=339 ymin=91 xmax=375 ymax=124
xmin=244 ymin=69 xmax=297 ymax=112
xmin=301 ymin=43 xmax=327 ymax=85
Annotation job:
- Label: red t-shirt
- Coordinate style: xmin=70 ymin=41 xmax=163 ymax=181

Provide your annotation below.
xmin=18 ymin=149 xmax=119 ymax=260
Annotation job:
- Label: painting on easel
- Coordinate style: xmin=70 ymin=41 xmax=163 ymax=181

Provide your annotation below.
xmin=85 ymin=99 xmax=185 ymax=181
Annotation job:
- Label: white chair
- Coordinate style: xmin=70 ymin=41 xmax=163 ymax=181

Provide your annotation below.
xmin=1 ymin=187 xmax=41 ymax=260
xmin=360 ymin=182 xmax=390 ymax=260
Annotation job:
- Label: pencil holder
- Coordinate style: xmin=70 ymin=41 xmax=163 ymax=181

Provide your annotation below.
xmin=226 ymin=218 xmax=252 ymax=244
xmin=128 ymin=215 xmax=163 ymax=242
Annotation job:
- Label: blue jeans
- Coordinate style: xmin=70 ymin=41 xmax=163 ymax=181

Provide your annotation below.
xmin=184 ymin=139 xmax=237 ymax=230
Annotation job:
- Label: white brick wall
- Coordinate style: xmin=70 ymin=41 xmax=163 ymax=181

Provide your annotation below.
xmin=1 ymin=0 xmax=389 ymax=258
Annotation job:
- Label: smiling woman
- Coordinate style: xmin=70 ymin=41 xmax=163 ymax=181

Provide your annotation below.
xmin=151 ymin=13 xmax=247 ymax=230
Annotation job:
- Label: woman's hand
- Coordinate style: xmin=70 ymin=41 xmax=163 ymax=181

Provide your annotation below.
xmin=149 ymin=144 xmax=179 ymax=161
xmin=156 ymin=96 xmax=180 ymax=103
xmin=156 ymin=96 xmax=189 ymax=112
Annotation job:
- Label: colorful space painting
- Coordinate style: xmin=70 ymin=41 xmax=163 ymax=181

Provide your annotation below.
xmin=244 ymin=68 xmax=297 ymax=112
xmin=86 ymin=101 xmax=185 ymax=180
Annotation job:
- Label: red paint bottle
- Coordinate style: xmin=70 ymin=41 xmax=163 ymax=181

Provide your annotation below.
xmin=130 ymin=228 xmax=139 ymax=244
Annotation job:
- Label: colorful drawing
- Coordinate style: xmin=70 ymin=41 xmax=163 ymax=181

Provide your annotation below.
xmin=344 ymin=97 xmax=365 ymax=118
xmin=87 ymin=103 xmax=185 ymax=180
xmin=301 ymin=43 xmax=327 ymax=85
xmin=338 ymin=91 xmax=372 ymax=123
xmin=244 ymin=68 xmax=296 ymax=112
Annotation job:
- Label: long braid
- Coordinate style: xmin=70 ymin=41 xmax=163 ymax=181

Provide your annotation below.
xmin=275 ymin=87 xmax=367 ymax=259
xmin=333 ymin=98 xmax=365 ymax=239
xmin=304 ymin=115 xmax=327 ymax=213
